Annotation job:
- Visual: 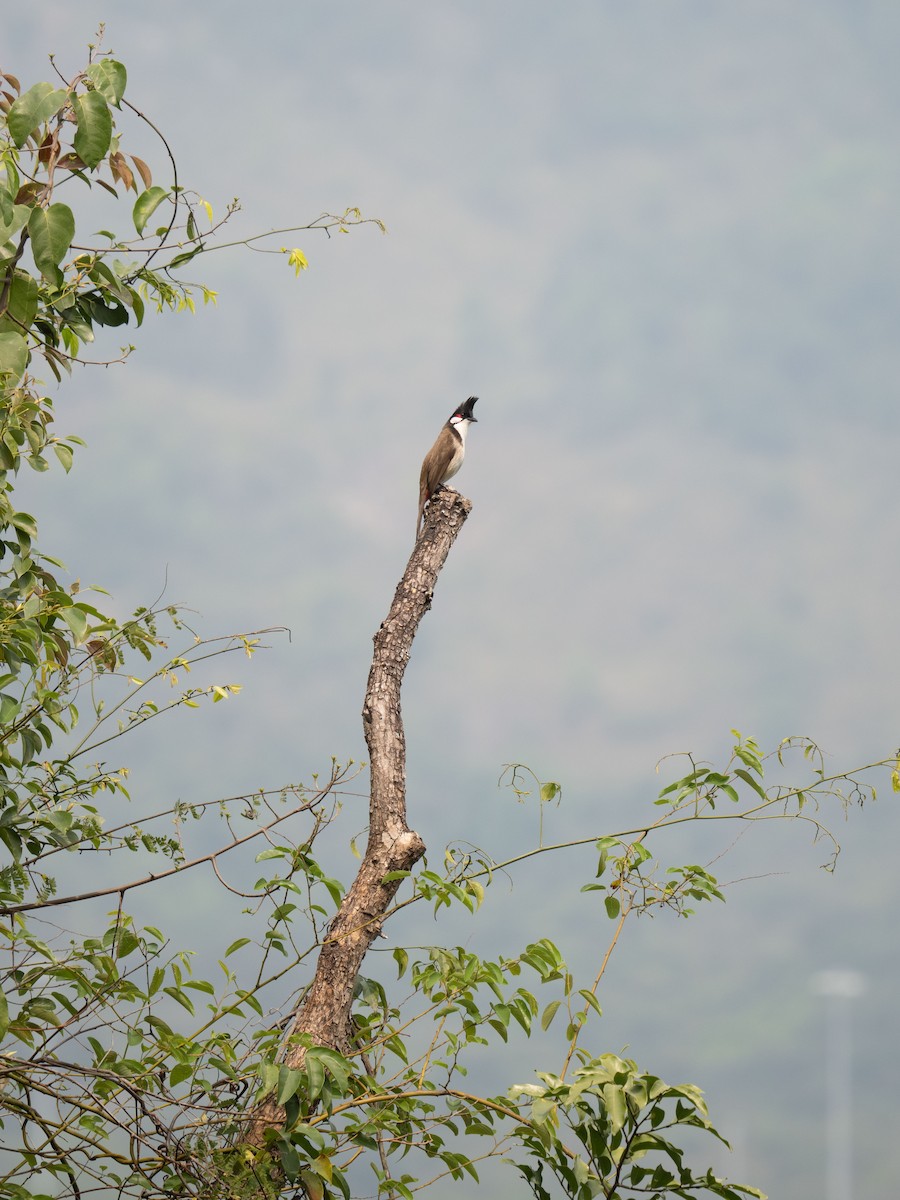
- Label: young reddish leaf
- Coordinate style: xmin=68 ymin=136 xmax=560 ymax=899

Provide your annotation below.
xmin=130 ymin=155 xmax=153 ymax=190
xmin=109 ymin=151 xmax=135 ymax=192
xmin=56 ymin=153 xmax=87 ymax=172
xmin=38 ymin=128 xmax=60 ymax=166
xmin=14 ymin=182 xmax=42 ymax=206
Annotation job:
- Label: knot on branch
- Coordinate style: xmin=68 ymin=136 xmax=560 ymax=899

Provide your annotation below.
xmin=393 ymin=828 xmax=426 ymax=862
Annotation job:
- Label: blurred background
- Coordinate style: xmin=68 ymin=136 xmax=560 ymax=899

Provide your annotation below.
xmin=6 ymin=3 xmax=900 ymax=1195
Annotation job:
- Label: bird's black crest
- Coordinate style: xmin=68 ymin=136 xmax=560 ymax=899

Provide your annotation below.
xmin=454 ymin=396 xmax=478 ymax=421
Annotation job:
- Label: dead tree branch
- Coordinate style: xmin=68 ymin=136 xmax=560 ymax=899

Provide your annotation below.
xmin=246 ymin=486 xmax=473 ymax=1143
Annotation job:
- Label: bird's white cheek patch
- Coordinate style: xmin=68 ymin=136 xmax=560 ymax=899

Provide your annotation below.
xmin=450 ymin=417 xmax=469 ymax=445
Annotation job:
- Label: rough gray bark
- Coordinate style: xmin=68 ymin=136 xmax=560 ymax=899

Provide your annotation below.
xmin=247 ymin=486 xmax=472 ymax=1144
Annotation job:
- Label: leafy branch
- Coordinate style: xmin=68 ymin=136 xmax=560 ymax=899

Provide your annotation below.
xmin=1 ymin=46 xmax=383 ymax=384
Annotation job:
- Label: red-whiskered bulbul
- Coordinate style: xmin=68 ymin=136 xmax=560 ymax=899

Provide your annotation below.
xmin=416 ymin=396 xmax=479 ymax=540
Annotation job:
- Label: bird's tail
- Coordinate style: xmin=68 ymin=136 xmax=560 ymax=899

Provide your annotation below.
xmin=415 ymin=485 xmax=429 ymax=544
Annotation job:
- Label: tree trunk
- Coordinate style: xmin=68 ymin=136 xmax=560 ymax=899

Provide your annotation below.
xmin=246 ymin=486 xmax=472 ymax=1144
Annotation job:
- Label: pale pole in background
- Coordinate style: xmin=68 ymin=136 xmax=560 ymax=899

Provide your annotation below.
xmin=810 ymin=969 xmax=866 ymax=1200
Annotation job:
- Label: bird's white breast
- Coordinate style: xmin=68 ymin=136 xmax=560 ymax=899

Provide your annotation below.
xmin=443 ymin=417 xmax=470 ymax=481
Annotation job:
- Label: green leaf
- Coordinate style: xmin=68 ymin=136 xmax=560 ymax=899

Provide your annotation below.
xmin=133 ymin=187 xmax=169 ymax=236
xmin=10 ymin=510 xmax=38 ymax=539
xmin=61 ymin=307 xmax=95 ymax=343
xmin=89 ymin=259 xmax=133 ymax=304
xmin=257 ymin=1061 xmax=279 ymax=1096
xmin=86 ymin=60 xmax=127 ymax=107
xmin=540 ymin=999 xmax=561 ymax=1030
xmin=314 ymin=1047 xmax=352 ymax=1092
xmin=0 ymin=987 xmax=8 ymax=1039
xmin=162 ymin=986 xmax=195 ymax=1015
xmin=604 ymin=894 xmax=620 ymax=919
xmin=72 ymin=91 xmax=113 ymax=168
xmin=298 ymin=1169 xmax=324 ymax=1200
xmin=578 ymin=989 xmax=603 ymax=1016
xmin=602 ymin=1082 xmax=628 ymax=1132
xmin=0 ymin=331 xmax=27 ymax=382
xmin=169 ymin=1062 xmax=193 ymax=1087
xmin=224 ymin=937 xmax=251 ymax=957
xmin=277 ymin=1139 xmax=301 ymax=1182
xmin=129 ymin=287 xmax=145 ymax=326
xmin=276 ymin=1066 xmax=305 ymax=1105
xmin=0 ymin=693 xmax=20 ymax=724
xmin=530 ymin=1096 xmax=557 ymax=1126
xmin=28 ymin=204 xmax=75 ymax=281
xmin=53 ymin=443 xmax=74 ymax=473
xmin=46 ymin=811 xmax=75 ymax=836
xmin=0 ymin=270 xmax=38 ymax=334
xmin=305 ymin=1053 xmax=325 ymax=1099
xmin=629 ymin=841 xmax=652 ymax=865
xmin=255 ymin=846 xmax=288 ymax=862
xmin=115 ymin=927 xmax=140 ymax=958
xmin=60 ymin=605 xmax=88 ymax=641
xmin=0 ymin=204 xmax=30 ymax=246
xmin=85 ymin=295 xmax=129 ymax=327
xmin=734 ymin=767 xmax=767 ymax=800
xmin=7 ymin=82 xmax=69 ymax=148
xmin=184 ymin=979 xmax=215 ymax=996
xmin=167 ymin=245 xmax=203 ymax=270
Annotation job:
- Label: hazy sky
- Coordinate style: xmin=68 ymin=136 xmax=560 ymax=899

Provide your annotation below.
xmin=7 ymin=5 xmax=900 ymax=1194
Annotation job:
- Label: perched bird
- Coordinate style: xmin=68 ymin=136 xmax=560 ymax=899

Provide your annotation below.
xmin=416 ymin=396 xmax=479 ymax=540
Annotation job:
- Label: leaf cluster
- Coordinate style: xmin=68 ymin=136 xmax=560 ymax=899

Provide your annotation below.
xmin=509 ymin=1055 xmax=764 ymax=1199
xmin=1 ymin=55 xmax=190 ymax=383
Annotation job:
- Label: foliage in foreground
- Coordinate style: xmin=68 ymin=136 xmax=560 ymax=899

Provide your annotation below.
xmin=1 ymin=41 xmax=893 ymax=1200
